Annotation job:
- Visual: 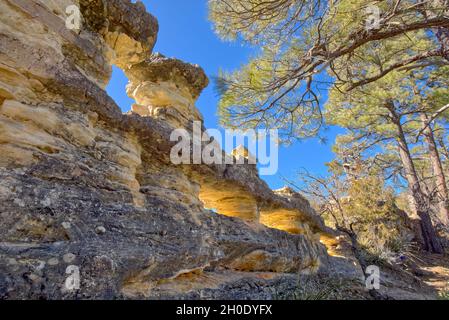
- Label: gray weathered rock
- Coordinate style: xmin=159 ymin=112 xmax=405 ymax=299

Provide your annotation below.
xmin=0 ymin=0 xmax=356 ymax=300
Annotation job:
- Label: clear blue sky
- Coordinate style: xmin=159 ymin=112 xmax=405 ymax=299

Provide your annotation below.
xmin=106 ymin=0 xmax=343 ymax=190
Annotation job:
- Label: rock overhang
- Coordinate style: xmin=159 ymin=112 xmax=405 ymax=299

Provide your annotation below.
xmin=0 ymin=0 xmax=348 ymax=299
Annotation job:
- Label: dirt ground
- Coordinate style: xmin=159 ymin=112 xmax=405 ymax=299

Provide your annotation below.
xmin=377 ymin=253 xmax=449 ymax=300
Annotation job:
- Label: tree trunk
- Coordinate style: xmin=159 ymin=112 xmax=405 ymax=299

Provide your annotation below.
xmin=430 ymin=0 xmax=449 ymax=60
xmin=388 ymin=105 xmax=443 ymax=253
xmin=420 ymin=113 xmax=449 ymax=225
xmin=437 ymin=137 xmax=449 ymax=162
xmin=437 ymin=27 xmax=449 ymax=61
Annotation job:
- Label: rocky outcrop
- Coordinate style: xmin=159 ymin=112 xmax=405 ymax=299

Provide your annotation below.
xmin=0 ymin=0 xmax=352 ymax=299
xmin=127 ymin=53 xmax=208 ymax=128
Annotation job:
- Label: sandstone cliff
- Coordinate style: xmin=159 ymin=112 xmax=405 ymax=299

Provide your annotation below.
xmin=0 ymin=0 xmax=358 ymax=299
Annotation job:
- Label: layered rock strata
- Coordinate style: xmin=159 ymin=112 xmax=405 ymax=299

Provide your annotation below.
xmin=0 ymin=0 xmax=354 ymax=299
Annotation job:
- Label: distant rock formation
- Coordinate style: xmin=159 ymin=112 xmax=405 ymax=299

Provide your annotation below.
xmin=0 ymin=0 xmax=358 ymax=299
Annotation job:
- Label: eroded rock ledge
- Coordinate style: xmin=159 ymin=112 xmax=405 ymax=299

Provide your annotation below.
xmin=0 ymin=0 xmax=356 ymax=299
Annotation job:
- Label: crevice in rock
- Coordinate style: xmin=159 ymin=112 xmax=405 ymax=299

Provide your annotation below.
xmin=0 ymin=0 xmax=353 ymax=299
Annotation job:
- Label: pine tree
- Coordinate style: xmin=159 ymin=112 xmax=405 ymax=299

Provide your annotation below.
xmin=210 ymin=0 xmax=449 ymax=140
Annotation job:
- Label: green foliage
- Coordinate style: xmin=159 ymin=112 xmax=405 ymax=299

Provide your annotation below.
xmin=209 ymin=0 xmax=448 ymax=141
xmin=339 ymin=176 xmax=409 ymax=257
xmin=209 ymin=0 xmax=322 ymax=45
xmin=216 ymin=49 xmax=323 ymax=142
xmin=325 ymin=56 xmax=449 ymax=186
xmin=210 ymin=0 xmax=449 ymax=255
xmin=302 ymin=163 xmax=412 ymax=259
xmin=342 ymin=175 xmax=395 ymax=224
